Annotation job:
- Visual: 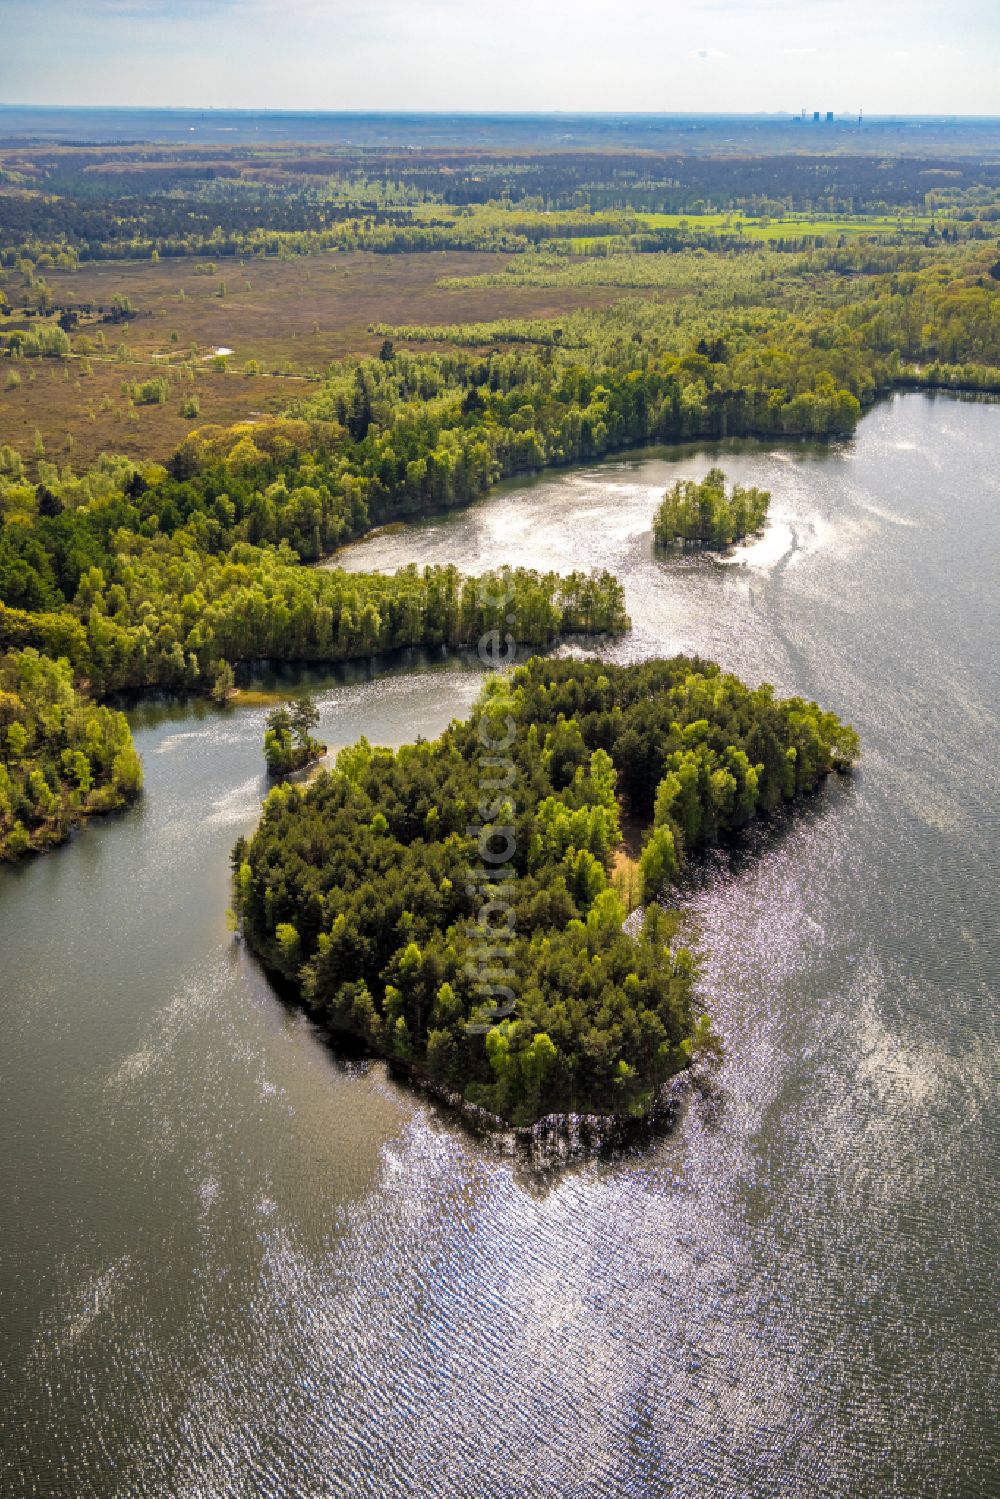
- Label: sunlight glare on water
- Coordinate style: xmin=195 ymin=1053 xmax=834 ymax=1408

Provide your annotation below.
xmin=1 ymin=395 xmax=998 ymax=1497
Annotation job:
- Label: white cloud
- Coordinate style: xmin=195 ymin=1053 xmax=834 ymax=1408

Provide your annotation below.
xmin=2 ymin=0 xmax=999 ymax=111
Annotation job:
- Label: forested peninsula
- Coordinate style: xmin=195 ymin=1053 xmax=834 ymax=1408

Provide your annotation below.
xmin=0 ymin=548 xmax=625 ymax=857
xmin=0 ymin=648 xmax=141 ymax=858
xmin=234 ymin=657 xmax=859 ymax=1127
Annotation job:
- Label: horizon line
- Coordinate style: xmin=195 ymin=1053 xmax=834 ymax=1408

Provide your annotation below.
xmin=2 ymin=104 xmax=1000 ymax=123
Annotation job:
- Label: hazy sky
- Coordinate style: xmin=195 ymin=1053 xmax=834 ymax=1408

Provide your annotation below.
xmin=2 ymin=0 xmax=998 ymax=114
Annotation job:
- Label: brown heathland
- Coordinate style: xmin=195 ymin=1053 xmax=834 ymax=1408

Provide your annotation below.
xmin=0 ymin=250 xmax=623 ymax=466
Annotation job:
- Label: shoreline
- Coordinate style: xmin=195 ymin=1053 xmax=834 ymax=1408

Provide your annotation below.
xmin=384 ymin=1051 xmax=701 ymax=1165
xmin=324 ymin=380 xmax=999 ymax=573
xmin=245 ymin=935 xmax=700 ymax=1163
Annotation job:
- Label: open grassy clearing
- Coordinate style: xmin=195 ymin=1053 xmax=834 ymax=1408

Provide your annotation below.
xmin=0 ymin=356 xmax=290 ymax=468
xmin=0 ymin=250 xmax=627 ymax=464
xmin=31 ymin=249 xmax=625 ymax=362
xmin=633 ymin=208 xmax=939 ymax=236
xmin=561 ymin=210 xmax=943 ymax=253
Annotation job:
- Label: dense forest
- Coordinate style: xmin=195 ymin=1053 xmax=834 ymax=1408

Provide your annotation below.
xmin=0 ymin=647 xmax=142 ymax=858
xmin=235 ymin=656 xmax=859 ymax=1125
xmin=0 ymin=527 xmax=627 ymax=696
xmin=4 ymin=236 xmax=998 ymax=681
xmin=2 ymin=137 xmax=999 ymax=269
xmin=0 ymin=141 xmax=995 ymax=864
xmin=653 ymin=468 xmax=770 ymax=550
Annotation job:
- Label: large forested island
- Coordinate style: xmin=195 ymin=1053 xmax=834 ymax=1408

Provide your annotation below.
xmin=234 ymin=656 xmax=858 ymax=1126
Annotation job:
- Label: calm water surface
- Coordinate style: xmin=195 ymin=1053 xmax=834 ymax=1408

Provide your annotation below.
xmin=2 ymin=394 xmax=997 ymax=1497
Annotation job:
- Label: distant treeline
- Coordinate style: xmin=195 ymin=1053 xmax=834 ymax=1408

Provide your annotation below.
xmin=3 ymin=139 xmax=1000 ymax=268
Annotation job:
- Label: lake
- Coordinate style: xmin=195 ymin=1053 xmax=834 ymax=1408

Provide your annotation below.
xmin=1 ymin=393 xmax=997 ymax=1497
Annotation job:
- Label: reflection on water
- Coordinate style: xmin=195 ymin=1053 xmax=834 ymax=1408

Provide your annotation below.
xmin=2 ymin=395 xmax=998 ymax=1497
